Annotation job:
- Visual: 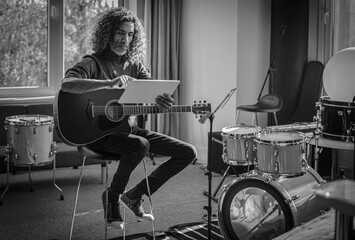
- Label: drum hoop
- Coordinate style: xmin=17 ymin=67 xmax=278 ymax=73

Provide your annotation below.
xmin=254 ymin=138 xmax=304 ymax=146
xmin=322 ymin=132 xmax=355 ymax=142
xmin=222 ymin=125 xmax=262 ymax=138
xmin=223 ymin=132 xmax=258 ymax=139
xmin=218 ymin=175 xmax=294 ymax=240
xmin=5 ymin=115 xmax=54 ymax=126
xmin=321 ymin=99 xmax=355 ymax=108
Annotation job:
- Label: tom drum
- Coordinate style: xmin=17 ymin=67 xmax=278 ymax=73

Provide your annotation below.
xmin=254 ymin=131 xmax=307 ymax=176
xmin=221 ymin=125 xmax=261 ymax=167
xmin=319 ymin=97 xmax=355 ymax=142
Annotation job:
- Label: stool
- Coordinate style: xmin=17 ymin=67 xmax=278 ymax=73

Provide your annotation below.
xmin=69 ymin=146 xmax=155 ymax=240
xmin=236 ymin=94 xmax=283 ymax=126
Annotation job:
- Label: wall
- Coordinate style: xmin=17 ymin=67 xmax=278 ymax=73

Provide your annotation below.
xmin=180 ymin=0 xmax=271 ymax=164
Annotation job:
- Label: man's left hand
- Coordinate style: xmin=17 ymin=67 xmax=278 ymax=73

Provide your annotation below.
xmin=156 ymin=93 xmax=174 ymax=112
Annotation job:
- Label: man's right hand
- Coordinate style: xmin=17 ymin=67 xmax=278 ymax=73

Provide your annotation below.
xmin=110 ymin=75 xmax=135 ymax=89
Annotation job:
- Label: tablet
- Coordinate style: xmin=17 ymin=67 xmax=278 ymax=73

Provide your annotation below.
xmin=119 ymin=79 xmax=180 ymax=103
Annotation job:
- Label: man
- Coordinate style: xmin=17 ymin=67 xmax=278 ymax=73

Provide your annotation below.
xmin=61 ymin=8 xmax=197 ymax=227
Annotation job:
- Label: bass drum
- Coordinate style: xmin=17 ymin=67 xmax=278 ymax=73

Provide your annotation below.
xmin=217 ymin=167 xmax=328 ymax=240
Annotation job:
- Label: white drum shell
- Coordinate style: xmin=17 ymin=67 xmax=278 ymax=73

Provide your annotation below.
xmin=221 ymin=125 xmax=261 ymax=166
xmin=255 ymin=131 xmax=306 ymax=175
xmin=5 ymin=115 xmax=55 ymax=166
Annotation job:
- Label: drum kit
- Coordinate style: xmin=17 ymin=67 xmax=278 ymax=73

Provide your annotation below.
xmin=216 ymin=48 xmax=355 ymax=240
xmin=1 ymin=115 xmax=63 ymax=205
xmin=217 ymin=124 xmax=328 ymax=240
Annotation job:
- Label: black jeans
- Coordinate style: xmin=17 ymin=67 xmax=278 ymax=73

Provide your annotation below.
xmin=88 ymin=127 xmax=197 ymax=199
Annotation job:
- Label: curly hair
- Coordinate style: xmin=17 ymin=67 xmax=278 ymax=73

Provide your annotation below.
xmin=91 ymin=7 xmax=147 ymax=63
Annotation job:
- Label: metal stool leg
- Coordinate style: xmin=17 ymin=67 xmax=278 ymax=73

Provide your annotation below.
xmin=0 ymin=156 xmax=10 ymax=206
xmin=69 ymin=156 xmax=86 ymax=240
xmin=273 ymin=112 xmax=279 ymax=125
xmin=104 ymin=162 xmax=109 ymax=240
xmin=235 ymin=110 xmax=241 ymax=124
xmin=142 ymin=158 xmax=155 ymax=240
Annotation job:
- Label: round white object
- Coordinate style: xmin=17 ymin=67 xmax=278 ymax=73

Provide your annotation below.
xmin=323 ymin=47 xmax=355 ymax=101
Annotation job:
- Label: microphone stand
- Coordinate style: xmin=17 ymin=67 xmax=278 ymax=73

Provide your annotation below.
xmin=257 ymin=25 xmax=286 ymax=100
xmin=199 ymin=88 xmax=236 ymax=240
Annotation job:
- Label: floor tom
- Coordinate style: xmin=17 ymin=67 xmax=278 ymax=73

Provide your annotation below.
xmin=5 ymin=115 xmax=56 ymax=166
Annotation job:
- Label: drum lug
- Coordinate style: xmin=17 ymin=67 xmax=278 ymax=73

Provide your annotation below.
xmin=33 ymin=154 xmax=38 ymax=161
xmin=274 ymin=162 xmax=279 ymax=173
xmin=337 ymin=110 xmax=343 ymax=117
xmin=262 ymin=173 xmax=273 ymax=183
xmin=273 ymin=147 xmax=278 ymax=157
xmin=15 ymin=127 xmax=19 ymax=134
xmin=15 ymin=153 xmax=19 ymax=160
xmin=51 ymin=142 xmax=58 ymax=154
xmin=285 ymin=195 xmax=300 ymax=204
xmin=5 ymin=144 xmax=13 ymax=154
xmin=301 ymin=144 xmax=306 ymax=154
xmin=33 ymin=127 xmax=37 ymax=134
xmin=49 ymin=125 xmax=53 ymax=132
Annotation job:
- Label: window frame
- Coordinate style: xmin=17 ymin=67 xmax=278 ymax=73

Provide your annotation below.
xmin=0 ymin=0 xmax=63 ymax=103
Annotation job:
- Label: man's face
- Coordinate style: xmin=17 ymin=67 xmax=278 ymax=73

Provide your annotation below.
xmin=110 ymin=21 xmax=134 ymax=56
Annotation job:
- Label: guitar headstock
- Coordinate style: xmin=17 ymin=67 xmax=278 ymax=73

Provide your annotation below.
xmin=192 ymin=101 xmax=211 ymax=117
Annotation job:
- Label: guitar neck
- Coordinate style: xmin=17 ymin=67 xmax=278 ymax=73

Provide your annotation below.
xmin=121 ymin=104 xmax=193 ymax=115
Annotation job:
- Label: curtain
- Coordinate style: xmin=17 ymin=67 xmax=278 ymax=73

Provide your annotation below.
xmin=140 ymin=0 xmax=181 ymax=138
xmin=269 ymin=0 xmax=309 ymax=124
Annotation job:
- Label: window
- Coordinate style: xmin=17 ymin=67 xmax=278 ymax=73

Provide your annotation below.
xmin=64 ymin=0 xmax=118 ymax=72
xmin=0 ymin=0 xmax=63 ymax=100
xmin=0 ymin=0 xmax=125 ymax=101
xmin=332 ymin=0 xmax=355 ymax=52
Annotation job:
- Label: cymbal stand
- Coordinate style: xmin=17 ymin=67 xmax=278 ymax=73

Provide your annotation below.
xmin=313 ymin=102 xmax=322 ymax=174
xmin=198 ymin=88 xmax=236 ymax=240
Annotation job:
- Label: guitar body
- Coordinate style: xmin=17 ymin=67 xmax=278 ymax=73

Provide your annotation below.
xmin=54 ymin=89 xmax=132 ymax=146
xmin=54 ymin=89 xmax=211 ymax=146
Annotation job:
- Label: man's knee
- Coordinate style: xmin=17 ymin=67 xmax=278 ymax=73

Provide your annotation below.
xmin=183 ymin=144 xmax=197 ymax=163
xmin=130 ymin=137 xmax=150 ymax=156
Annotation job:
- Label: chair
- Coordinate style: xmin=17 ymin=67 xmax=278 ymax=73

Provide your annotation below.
xmin=236 ymin=94 xmax=283 ymax=126
xmin=69 ymin=146 xmax=155 ymax=240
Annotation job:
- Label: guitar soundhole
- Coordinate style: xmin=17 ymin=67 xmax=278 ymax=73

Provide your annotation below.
xmin=105 ymin=100 xmax=124 ymax=122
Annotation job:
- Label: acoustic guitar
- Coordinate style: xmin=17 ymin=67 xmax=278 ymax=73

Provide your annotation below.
xmin=54 ymin=89 xmax=211 ymax=146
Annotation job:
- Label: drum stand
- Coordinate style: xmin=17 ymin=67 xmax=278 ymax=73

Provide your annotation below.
xmin=198 ymin=88 xmax=236 ymax=240
xmin=0 ymin=144 xmax=64 ymax=206
xmin=313 ymin=102 xmax=322 ymax=174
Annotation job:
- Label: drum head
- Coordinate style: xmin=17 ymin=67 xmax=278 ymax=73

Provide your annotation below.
xmin=218 ymin=178 xmax=293 ymax=240
xmin=222 ymin=125 xmax=261 ymax=137
xmin=256 ymin=131 xmax=304 ymax=145
xmin=323 ymin=47 xmax=355 ymax=101
xmin=5 ymin=115 xmax=53 ymax=125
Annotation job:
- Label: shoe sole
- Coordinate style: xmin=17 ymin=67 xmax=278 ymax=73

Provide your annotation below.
xmin=120 ymin=198 xmax=154 ymax=222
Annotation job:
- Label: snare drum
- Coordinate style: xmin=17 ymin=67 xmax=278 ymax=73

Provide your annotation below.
xmin=255 ymin=131 xmax=307 ymax=175
xmin=218 ymin=167 xmax=328 ymax=240
xmin=221 ymin=125 xmax=261 ymax=166
xmin=320 ymin=97 xmax=355 ymax=142
xmin=5 ymin=115 xmax=56 ymax=166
